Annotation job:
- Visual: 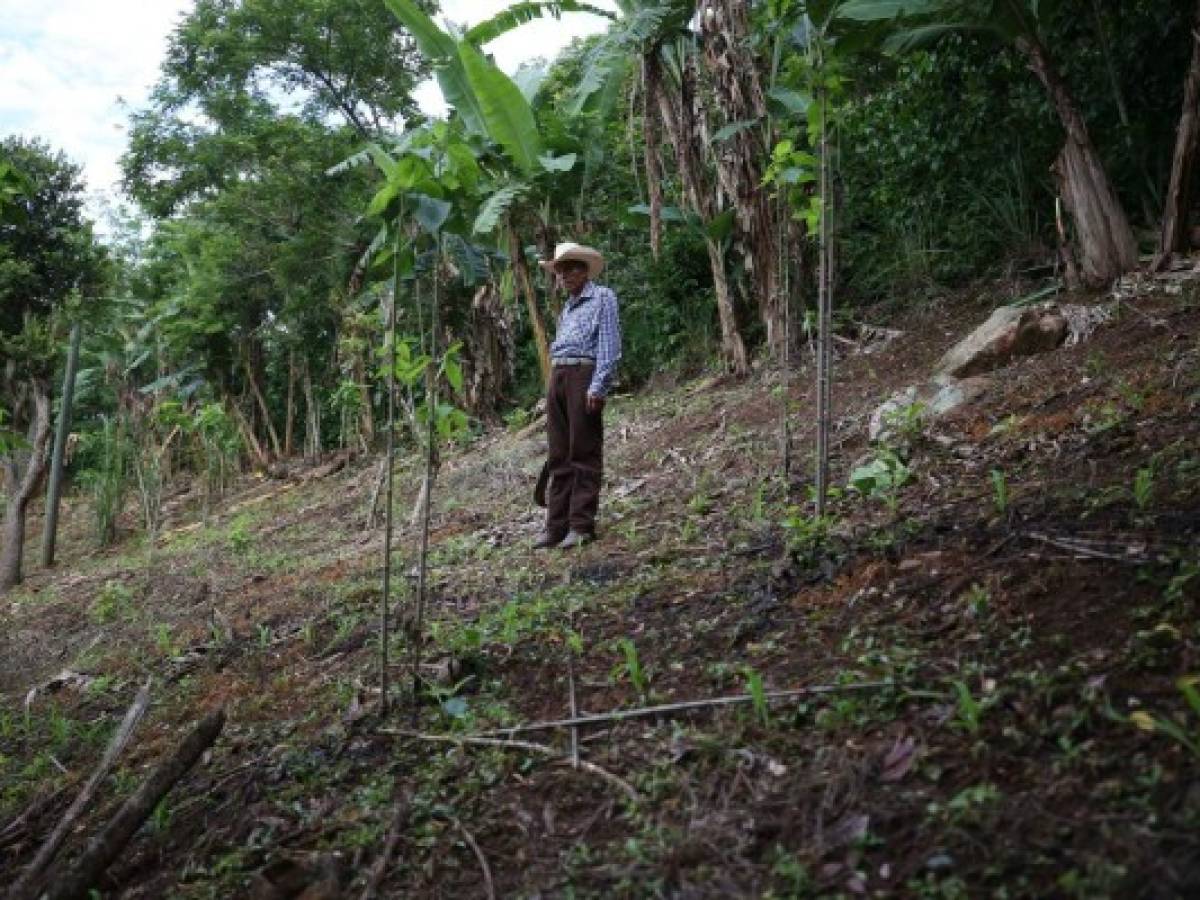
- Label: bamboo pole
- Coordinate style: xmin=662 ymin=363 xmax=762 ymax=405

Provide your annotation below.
xmin=815 ymin=66 xmax=833 ymax=518
xmin=42 ymin=321 xmax=82 ymax=567
xmin=411 ymin=239 xmax=439 ymax=721
xmin=381 ymin=229 xmax=400 ymax=716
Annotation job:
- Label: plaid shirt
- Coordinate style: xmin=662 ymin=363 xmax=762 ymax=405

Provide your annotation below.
xmin=550 ymin=281 xmax=622 ymax=398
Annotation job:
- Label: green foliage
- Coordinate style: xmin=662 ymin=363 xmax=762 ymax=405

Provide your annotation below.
xmin=1132 ymin=467 xmax=1154 ymax=511
xmin=950 ymin=679 xmax=988 ymax=735
xmin=91 ymin=580 xmax=134 ymax=624
xmin=0 ymin=137 xmax=107 ymax=342
xmin=781 ymin=510 xmax=835 ymax=561
xmin=744 ymin=667 xmax=770 ymax=727
xmin=849 ymin=449 xmax=910 ymax=512
xmin=193 ymin=403 xmax=241 ymax=509
xmin=1127 ymin=678 xmax=1200 ymax=758
xmin=78 ymin=417 xmax=130 ymax=547
xmin=617 ymin=638 xmax=650 ymax=699
xmin=990 ymin=468 xmax=1009 ymax=516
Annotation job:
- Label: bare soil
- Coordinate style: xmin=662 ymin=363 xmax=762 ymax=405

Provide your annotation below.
xmin=2 ymin=284 xmax=1199 ymax=899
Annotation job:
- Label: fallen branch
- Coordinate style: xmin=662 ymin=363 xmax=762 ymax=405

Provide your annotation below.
xmin=1026 ymin=532 xmax=1149 ymax=565
xmin=9 ymin=679 xmax=152 ymax=900
xmin=0 ymin=785 xmax=66 ymax=850
xmin=359 ymin=793 xmax=410 ymax=900
xmin=472 ymin=682 xmax=890 ymax=737
xmin=385 ymin=731 xmax=639 ymax=802
xmin=450 ymin=817 xmax=495 ymax=900
xmin=42 ymin=706 xmax=226 ymax=900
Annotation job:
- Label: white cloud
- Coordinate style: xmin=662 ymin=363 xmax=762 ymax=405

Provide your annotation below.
xmin=0 ymin=0 xmax=195 ymax=214
xmin=0 ymin=0 xmax=615 ymax=225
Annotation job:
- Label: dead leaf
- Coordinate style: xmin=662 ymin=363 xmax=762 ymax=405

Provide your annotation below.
xmin=826 ymin=813 xmax=869 ymax=850
xmin=880 ymin=736 xmax=917 ymax=783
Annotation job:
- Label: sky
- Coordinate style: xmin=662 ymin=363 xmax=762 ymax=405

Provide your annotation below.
xmin=0 ymin=0 xmax=616 ymax=222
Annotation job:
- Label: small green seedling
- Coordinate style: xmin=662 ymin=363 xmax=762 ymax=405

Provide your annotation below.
xmin=1132 ymin=467 xmax=1154 ymax=511
xmin=617 ymin=638 xmax=649 ymax=698
xmin=951 ymin=680 xmax=983 ymax=734
xmin=744 ymin=667 xmax=770 ymax=727
xmin=990 ymin=469 xmax=1008 ymax=516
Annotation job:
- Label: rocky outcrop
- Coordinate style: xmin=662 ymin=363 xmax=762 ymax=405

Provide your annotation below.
xmin=869 ymin=374 xmax=993 ymax=443
xmin=936 ymin=304 xmax=1068 ymax=378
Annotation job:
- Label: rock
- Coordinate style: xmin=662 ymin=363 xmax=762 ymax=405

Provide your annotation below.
xmin=936 ymin=303 xmax=1068 ymax=377
xmin=869 ymin=374 xmax=993 ymax=443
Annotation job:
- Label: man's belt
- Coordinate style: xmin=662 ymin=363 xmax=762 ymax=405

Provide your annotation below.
xmin=552 ymin=356 xmax=595 ymax=366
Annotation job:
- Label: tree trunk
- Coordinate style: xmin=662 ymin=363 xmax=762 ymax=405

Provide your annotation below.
xmin=230 ymin=401 xmax=268 ymax=470
xmin=1156 ymin=1 xmax=1200 ymax=270
xmin=42 ymin=323 xmax=82 ymax=567
xmin=284 ymin=349 xmax=296 ymax=457
xmin=508 ymin=223 xmax=552 ymax=388
xmin=698 ymin=0 xmax=783 ymax=356
xmin=535 ymin=221 xmax=563 ymax=320
xmin=657 ymin=50 xmax=749 ymax=376
xmin=463 ymin=283 xmax=513 ymax=420
xmin=1 ymin=380 xmax=52 ymax=593
xmin=242 ymin=342 xmax=282 ymax=459
xmin=302 ymin=359 xmax=320 ymax=460
xmin=356 ymin=352 xmax=375 ymax=449
xmin=643 ymin=53 xmax=665 ymax=262
xmin=1016 ymin=34 xmax=1138 ymax=286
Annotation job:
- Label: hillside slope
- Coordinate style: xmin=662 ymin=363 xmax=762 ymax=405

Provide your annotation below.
xmin=2 ymin=285 xmax=1199 ymax=898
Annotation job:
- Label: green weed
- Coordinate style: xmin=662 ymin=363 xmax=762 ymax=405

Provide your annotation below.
xmin=617 ymin=638 xmax=650 ymax=699
xmin=951 ymin=680 xmax=983 ymax=734
xmin=91 ymin=581 xmax=134 ymax=624
xmin=744 ymin=667 xmax=770 ymax=727
xmin=990 ymin=469 xmax=1008 ymax=516
xmin=1132 ymin=467 xmax=1154 ymax=511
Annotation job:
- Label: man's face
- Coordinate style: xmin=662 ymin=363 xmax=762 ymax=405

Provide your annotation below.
xmin=556 ymin=261 xmax=589 ymax=295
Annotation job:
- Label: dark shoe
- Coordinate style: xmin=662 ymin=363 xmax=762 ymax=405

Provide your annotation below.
xmin=558 ymin=529 xmax=594 ymax=550
xmin=533 ymin=530 xmax=566 ymax=550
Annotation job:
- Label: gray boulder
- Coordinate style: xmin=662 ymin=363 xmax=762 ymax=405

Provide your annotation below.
xmin=869 ymin=374 xmax=993 ymax=443
xmin=936 ymin=304 xmax=1068 ymax=378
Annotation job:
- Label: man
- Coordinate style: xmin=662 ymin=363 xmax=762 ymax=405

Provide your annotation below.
xmin=534 ymin=242 xmax=621 ymax=550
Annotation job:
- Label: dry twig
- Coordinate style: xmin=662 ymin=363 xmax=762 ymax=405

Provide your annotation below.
xmin=385 ymin=731 xmax=640 ymax=802
xmin=473 ymin=682 xmax=890 ymax=737
xmin=359 ymin=793 xmax=410 ymax=900
xmin=451 ymin=817 xmax=495 ymax=900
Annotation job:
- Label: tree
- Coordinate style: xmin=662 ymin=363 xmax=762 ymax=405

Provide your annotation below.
xmin=0 ymin=138 xmax=107 ymax=592
xmin=839 ymin=0 xmax=1139 ymax=287
xmin=1156 ymin=0 xmax=1200 ymax=269
xmin=155 ymin=0 xmax=432 ymax=139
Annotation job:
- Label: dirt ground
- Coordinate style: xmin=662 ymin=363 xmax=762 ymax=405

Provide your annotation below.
xmin=2 ymin=281 xmax=1199 ymax=898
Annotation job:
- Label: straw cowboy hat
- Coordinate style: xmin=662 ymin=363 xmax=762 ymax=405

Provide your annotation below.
xmin=539 ymin=242 xmax=605 ymax=279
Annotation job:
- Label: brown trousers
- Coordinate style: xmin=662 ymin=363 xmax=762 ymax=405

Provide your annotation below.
xmin=546 ymin=364 xmax=603 ymax=536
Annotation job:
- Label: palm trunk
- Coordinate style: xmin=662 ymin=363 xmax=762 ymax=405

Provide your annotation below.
xmin=699 ymin=0 xmax=783 ymax=356
xmin=242 ymin=343 xmax=282 ymax=459
xmin=1016 ymin=33 xmax=1137 ymax=286
xmin=657 ymin=49 xmax=749 ymax=376
xmin=1156 ymin=1 xmax=1200 ymax=270
xmin=1 ymin=380 xmax=52 ymax=593
xmin=643 ymin=53 xmax=665 ymax=262
xmin=508 ymin=223 xmax=552 ymax=388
